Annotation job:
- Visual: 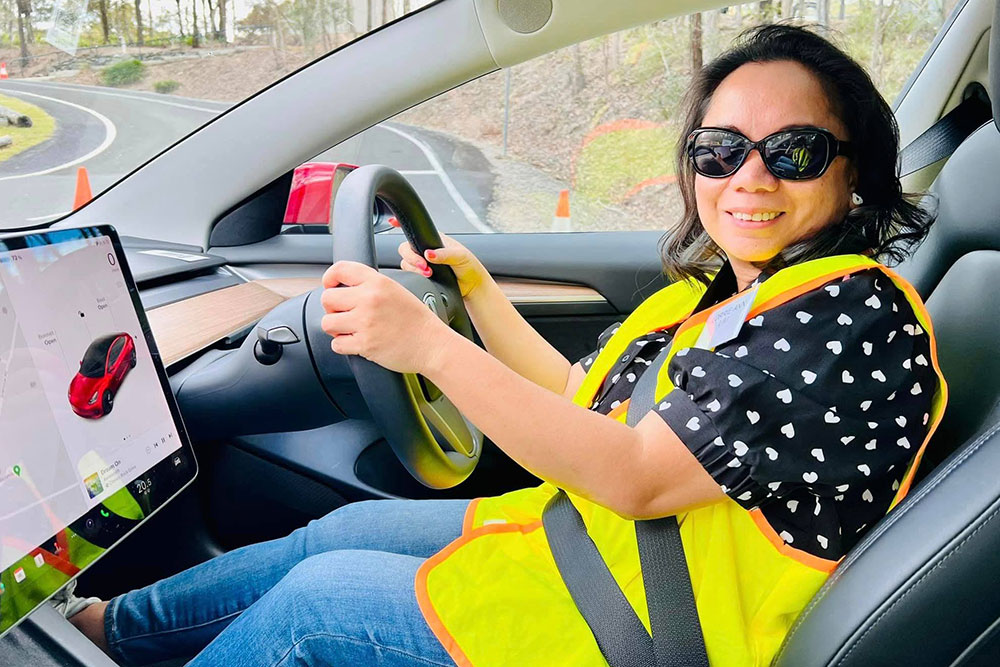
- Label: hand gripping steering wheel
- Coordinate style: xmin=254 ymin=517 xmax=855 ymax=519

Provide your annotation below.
xmin=330 ymin=164 xmax=483 ymax=489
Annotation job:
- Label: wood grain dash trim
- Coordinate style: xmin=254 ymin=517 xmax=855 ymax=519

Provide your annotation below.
xmin=147 ymin=277 xmax=604 ymax=366
xmin=148 ymin=281 xmax=305 ymax=366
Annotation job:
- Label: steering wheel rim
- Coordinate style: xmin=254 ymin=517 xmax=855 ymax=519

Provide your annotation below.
xmin=330 ymin=164 xmax=482 ymax=489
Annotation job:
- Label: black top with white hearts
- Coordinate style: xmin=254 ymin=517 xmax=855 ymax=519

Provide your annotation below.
xmin=578 ymin=266 xmax=937 ymax=560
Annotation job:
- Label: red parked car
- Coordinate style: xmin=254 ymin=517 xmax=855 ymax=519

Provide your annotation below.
xmin=68 ymin=332 xmax=137 ymax=418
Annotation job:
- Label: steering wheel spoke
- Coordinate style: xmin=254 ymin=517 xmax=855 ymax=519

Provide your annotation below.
xmin=403 ymin=373 xmax=480 ymax=458
xmin=320 ymin=165 xmax=482 ymax=489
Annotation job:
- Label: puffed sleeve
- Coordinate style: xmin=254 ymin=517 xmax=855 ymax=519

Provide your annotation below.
xmin=653 ymin=269 xmax=937 ymax=511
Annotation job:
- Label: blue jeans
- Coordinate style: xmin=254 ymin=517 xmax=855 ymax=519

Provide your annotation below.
xmin=104 ymin=499 xmax=468 ymax=666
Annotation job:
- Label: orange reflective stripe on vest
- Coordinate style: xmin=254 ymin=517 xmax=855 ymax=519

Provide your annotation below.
xmin=415 ymin=254 xmax=948 ymax=667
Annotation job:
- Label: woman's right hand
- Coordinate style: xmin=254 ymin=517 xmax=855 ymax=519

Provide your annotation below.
xmin=394 ymin=219 xmax=489 ymax=299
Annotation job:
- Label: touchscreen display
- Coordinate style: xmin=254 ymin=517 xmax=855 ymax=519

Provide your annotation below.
xmin=0 ymin=227 xmax=195 ymax=636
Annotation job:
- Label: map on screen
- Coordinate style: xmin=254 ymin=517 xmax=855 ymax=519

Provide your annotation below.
xmin=0 ymin=228 xmax=194 ymax=636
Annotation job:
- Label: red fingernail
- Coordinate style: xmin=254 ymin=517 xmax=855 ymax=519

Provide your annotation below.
xmin=425 ymin=250 xmax=437 ymax=260
xmin=423 ymin=268 xmax=432 ymax=277
xmin=389 ymin=217 xmax=400 ymax=228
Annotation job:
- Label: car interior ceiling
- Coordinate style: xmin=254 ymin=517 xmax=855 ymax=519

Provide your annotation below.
xmin=7 ymin=2 xmax=1000 ymax=667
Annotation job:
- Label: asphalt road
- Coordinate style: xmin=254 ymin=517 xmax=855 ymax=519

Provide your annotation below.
xmin=0 ymin=80 xmax=494 ymax=234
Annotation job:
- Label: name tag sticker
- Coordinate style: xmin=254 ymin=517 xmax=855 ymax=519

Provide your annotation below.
xmin=694 ymin=284 xmax=760 ymax=350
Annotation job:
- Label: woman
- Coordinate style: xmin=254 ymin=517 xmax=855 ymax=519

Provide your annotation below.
xmin=71 ymin=23 xmax=945 ymax=667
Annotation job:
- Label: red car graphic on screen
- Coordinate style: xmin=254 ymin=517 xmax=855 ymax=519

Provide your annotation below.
xmin=68 ymin=333 xmax=137 ymax=418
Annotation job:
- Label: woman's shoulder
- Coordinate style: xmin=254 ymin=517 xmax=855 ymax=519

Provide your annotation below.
xmin=761 ymin=266 xmax=921 ymax=331
xmin=708 ymin=265 xmax=935 ymax=397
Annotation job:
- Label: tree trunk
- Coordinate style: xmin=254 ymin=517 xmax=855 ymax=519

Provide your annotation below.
xmin=840 ymin=0 xmax=846 ymax=20
xmin=218 ymin=0 xmax=227 ymax=40
xmin=781 ymin=0 xmax=794 ymax=18
xmin=871 ymin=0 xmax=886 ymax=87
xmin=690 ymin=12 xmax=702 ymax=74
xmin=269 ymin=0 xmax=284 ymax=67
xmin=98 ymin=0 xmax=110 ymax=43
xmin=319 ymin=0 xmax=330 ymax=51
xmin=15 ymin=0 xmax=28 ymax=68
xmin=201 ymin=0 xmax=209 ymax=40
xmin=403 ymin=0 xmax=410 ymax=13
xmin=191 ymin=0 xmax=200 ymax=47
xmin=329 ymin=0 xmax=340 ymax=46
xmin=134 ymin=0 xmax=144 ymax=45
xmin=367 ymin=0 xmax=375 ymax=31
xmin=19 ymin=0 xmax=33 ymax=44
xmin=206 ymin=0 xmax=217 ymax=37
xmin=817 ymin=0 xmax=829 ymax=27
xmin=23 ymin=6 xmax=33 ymax=43
xmin=176 ymin=0 xmax=186 ymax=36
xmin=704 ymin=9 xmax=718 ymax=62
xmin=382 ymin=0 xmax=391 ymax=23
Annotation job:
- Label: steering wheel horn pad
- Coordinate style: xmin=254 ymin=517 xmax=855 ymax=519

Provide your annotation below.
xmin=328 ymin=165 xmax=482 ymax=489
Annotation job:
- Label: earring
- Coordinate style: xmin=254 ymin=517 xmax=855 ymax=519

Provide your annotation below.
xmin=851 ymin=192 xmax=864 ymax=206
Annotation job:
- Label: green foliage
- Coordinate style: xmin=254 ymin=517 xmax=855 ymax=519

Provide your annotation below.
xmin=575 ymin=126 xmax=676 ymax=204
xmin=102 ymin=59 xmax=146 ymax=87
xmin=842 ymin=0 xmax=944 ymax=102
xmin=154 ymin=79 xmax=181 ymax=94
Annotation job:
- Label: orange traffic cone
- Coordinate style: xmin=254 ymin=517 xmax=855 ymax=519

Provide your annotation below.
xmin=552 ymin=189 xmax=571 ymax=232
xmin=0 ymin=62 xmax=8 ymax=80
xmin=73 ymin=167 xmax=93 ymax=210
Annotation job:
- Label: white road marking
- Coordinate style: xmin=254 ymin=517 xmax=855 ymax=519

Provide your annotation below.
xmin=377 ymin=124 xmax=493 ymax=233
xmin=3 ymin=81 xmax=223 ymax=114
xmin=0 ymin=90 xmax=117 ymax=182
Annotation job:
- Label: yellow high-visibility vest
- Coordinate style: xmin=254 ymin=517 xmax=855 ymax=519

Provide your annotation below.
xmin=415 ymin=254 xmax=948 ymax=667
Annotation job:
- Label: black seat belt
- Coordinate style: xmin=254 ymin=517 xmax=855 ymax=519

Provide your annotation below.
xmin=543 ymin=267 xmax=746 ymax=665
xmin=543 ymin=343 xmax=709 ymax=667
xmin=544 ymin=493 xmax=657 ymax=666
xmin=898 ymin=84 xmax=992 ymax=177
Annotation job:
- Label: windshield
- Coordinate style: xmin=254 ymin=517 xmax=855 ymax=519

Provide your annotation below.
xmin=0 ymin=0 xmax=434 ymax=229
xmin=79 ymin=333 xmax=117 ymax=377
xmin=0 ymin=2 xmax=949 ymax=233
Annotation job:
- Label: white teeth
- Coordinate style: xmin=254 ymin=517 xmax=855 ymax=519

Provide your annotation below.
xmin=731 ymin=211 xmax=781 ymax=222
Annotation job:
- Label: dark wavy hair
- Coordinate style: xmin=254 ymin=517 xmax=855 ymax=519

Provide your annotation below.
xmin=661 ymin=23 xmax=936 ymax=285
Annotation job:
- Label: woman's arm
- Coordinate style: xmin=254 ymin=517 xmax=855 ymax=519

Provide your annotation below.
xmin=419 ymin=329 xmax=726 ymax=518
xmin=397 ymin=233 xmax=575 ymax=395
xmin=464 ymin=274 xmax=575 ymax=396
xmin=321 ymin=260 xmax=723 ymax=518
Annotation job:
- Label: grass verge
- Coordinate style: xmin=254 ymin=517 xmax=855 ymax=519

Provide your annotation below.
xmin=0 ymin=94 xmax=57 ymax=164
xmin=574 ymin=125 xmax=676 ymax=204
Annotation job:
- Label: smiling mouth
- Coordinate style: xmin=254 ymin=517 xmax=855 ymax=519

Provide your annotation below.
xmin=727 ymin=211 xmax=785 ymax=222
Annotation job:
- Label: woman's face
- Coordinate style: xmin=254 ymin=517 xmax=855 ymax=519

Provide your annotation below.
xmin=695 ymin=60 xmax=857 ymax=287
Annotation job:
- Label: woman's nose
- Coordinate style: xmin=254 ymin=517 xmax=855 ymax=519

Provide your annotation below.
xmin=730 ymin=148 xmax=779 ymax=192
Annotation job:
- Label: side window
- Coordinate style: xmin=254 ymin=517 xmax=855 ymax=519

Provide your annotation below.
xmin=302 ymin=5 xmax=947 ymax=235
xmin=108 ymin=338 xmax=126 ymax=372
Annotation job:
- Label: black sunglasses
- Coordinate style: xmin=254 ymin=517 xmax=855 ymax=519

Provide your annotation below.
xmin=686 ymin=127 xmax=853 ymax=180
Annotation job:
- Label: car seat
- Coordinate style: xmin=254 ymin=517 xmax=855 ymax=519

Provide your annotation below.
xmin=773 ymin=5 xmax=1000 ymax=665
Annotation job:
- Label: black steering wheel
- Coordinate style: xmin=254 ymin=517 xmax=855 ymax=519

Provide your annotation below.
xmin=328 ymin=164 xmax=483 ymax=489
